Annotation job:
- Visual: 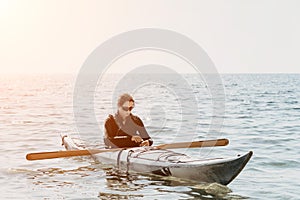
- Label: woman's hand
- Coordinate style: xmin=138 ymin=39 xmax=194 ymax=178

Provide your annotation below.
xmin=131 ymin=136 xmax=150 ymax=146
xmin=140 ymin=140 xmax=150 ymax=146
xmin=131 ymin=135 xmax=143 ymax=143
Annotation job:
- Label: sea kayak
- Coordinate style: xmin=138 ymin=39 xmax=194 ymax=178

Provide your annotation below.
xmin=61 ymin=134 xmax=252 ymax=185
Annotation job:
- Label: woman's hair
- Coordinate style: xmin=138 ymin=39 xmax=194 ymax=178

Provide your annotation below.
xmin=117 ymin=93 xmax=134 ymax=107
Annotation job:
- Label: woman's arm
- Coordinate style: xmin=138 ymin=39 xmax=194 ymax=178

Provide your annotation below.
xmin=132 ymin=115 xmax=153 ymax=146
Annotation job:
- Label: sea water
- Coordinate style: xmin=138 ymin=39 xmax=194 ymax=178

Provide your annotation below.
xmin=0 ymin=73 xmax=299 ymax=199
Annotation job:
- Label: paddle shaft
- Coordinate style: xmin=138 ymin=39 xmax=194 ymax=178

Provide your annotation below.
xmin=155 ymin=138 xmax=229 ymax=149
xmin=26 ymin=138 xmax=229 ymax=161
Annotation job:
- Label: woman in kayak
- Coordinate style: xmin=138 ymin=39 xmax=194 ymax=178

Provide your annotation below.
xmin=104 ymin=93 xmax=153 ymax=148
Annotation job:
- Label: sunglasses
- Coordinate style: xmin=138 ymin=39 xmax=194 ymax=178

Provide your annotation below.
xmin=122 ymin=106 xmax=134 ymax=112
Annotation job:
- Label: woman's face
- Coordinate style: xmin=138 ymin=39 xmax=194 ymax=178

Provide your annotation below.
xmin=119 ymin=100 xmax=134 ymax=119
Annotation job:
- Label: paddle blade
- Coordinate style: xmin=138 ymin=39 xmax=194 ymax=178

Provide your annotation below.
xmin=155 ymin=138 xmax=229 ymax=149
xmin=26 ymin=148 xmax=121 ymax=161
xmin=26 ymin=149 xmax=93 ymax=160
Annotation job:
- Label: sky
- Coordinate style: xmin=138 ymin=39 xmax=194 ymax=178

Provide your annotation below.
xmin=0 ymin=0 xmax=299 ymax=74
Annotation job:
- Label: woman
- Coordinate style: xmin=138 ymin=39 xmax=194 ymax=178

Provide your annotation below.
xmin=104 ymin=93 xmax=153 ymax=148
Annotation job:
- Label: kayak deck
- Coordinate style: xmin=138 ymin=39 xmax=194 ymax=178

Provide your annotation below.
xmin=61 ymin=134 xmax=252 ymax=185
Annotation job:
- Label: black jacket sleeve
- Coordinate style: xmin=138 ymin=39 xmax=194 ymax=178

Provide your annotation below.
xmin=131 ymin=115 xmax=153 ymax=146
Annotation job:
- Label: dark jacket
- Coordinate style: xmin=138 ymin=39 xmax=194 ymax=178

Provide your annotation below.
xmin=104 ymin=113 xmax=153 ymax=148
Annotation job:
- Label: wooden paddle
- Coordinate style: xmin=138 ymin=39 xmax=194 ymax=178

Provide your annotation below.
xmin=155 ymin=138 xmax=229 ymax=149
xmin=26 ymin=138 xmax=229 ymax=161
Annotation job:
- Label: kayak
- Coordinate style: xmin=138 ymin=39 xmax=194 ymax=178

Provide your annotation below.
xmin=61 ymin=134 xmax=252 ymax=185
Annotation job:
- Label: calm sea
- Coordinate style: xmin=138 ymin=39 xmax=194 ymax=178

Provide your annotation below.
xmin=0 ymin=73 xmax=299 ymax=199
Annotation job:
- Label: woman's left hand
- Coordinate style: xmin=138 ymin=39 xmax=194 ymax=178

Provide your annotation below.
xmin=140 ymin=140 xmax=150 ymax=146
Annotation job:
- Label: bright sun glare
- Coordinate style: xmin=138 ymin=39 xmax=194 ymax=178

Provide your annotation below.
xmin=0 ymin=0 xmax=16 ymax=17
xmin=0 ymin=0 xmax=10 ymax=11
xmin=0 ymin=0 xmax=17 ymax=20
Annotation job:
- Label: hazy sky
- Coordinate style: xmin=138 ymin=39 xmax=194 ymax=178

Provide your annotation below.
xmin=0 ymin=0 xmax=299 ymax=74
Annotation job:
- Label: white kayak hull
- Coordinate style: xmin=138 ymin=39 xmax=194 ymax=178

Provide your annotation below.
xmin=61 ymin=134 xmax=252 ymax=185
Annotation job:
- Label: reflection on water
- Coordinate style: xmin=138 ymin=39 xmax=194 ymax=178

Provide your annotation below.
xmin=21 ymin=160 xmax=247 ymax=200
xmin=26 ymin=164 xmax=104 ymax=187
xmin=102 ymin=169 xmax=247 ymax=200
xmin=99 ymin=192 xmax=144 ymax=200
